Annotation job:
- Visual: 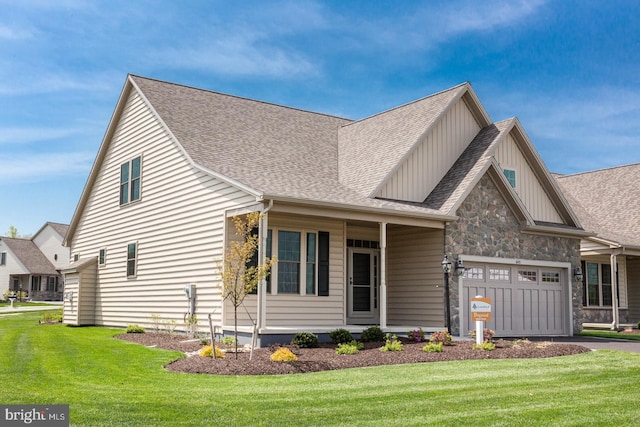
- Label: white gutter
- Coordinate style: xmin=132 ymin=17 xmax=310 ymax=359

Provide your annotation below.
xmin=257 ymin=200 xmax=274 ymax=331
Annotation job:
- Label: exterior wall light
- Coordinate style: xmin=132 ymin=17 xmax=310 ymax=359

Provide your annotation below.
xmin=574 ymin=266 xmax=583 ymax=282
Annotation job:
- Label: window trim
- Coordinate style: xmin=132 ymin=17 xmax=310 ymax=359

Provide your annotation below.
xmin=268 ymin=227 xmax=328 ymax=296
xmin=503 ymin=168 xmax=516 ymax=189
xmin=127 ymin=242 xmax=138 ymax=278
xmin=98 ymin=248 xmax=107 ymax=267
xmin=120 ymin=155 xmax=142 ymax=206
xmin=582 ymin=261 xmax=618 ymax=308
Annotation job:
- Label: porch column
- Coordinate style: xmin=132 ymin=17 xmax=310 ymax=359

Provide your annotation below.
xmin=611 ymin=253 xmax=619 ymax=330
xmin=379 ymin=222 xmax=387 ymax=329
xmin=257 ymin=208 xmax=271 ymax=331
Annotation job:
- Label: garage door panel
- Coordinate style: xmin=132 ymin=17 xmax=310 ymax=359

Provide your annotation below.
xmin=463 ymin=263 xmax=567 ymax=336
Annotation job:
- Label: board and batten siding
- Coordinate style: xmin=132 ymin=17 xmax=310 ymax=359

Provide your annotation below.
xmin=386 ymin=226 xmax=444 ymax=326
xmin=69 ymin=88 xmax=255 ymax=330
xmin=226 ymin=213 xmax=346 ymax=328
xmin=377 ymin=99 xmax=481 ymax=202
xmin=627 ymin=257 xmax=640 ymax=322
xmin=494 ymin=133 xmax=563 ymax=223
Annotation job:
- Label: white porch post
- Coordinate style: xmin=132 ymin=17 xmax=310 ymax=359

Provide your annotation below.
xmin=380 ymin=222 xmax=387 ymax=329
xmin=611 ymin=253 xmax=619 ymax=330
xmin=258 ymin=203 xmax=272 ymax=331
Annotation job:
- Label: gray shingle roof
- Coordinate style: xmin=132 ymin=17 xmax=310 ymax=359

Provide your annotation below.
xmin=555 ymin=163 xmax=640 ymax=247
xmin=130 ymin=75 xmax=453 ymax=217
xmin=2 ymin=237 xmax=58 ymax=275
xmin=338 ymin=84 xmax=468 ymax=197
xmin=47 ymin=222 xmax=69 ymax=238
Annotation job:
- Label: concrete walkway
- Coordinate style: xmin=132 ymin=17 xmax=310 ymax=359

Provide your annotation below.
xmin=529 ymin=336 xmax=640 ymax=354
xmin=0 ymin=302 xmax=63 ymax=314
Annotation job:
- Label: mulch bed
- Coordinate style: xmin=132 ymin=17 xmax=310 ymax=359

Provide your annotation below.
xmin=116 ymin=332 xmax=591 ymax=376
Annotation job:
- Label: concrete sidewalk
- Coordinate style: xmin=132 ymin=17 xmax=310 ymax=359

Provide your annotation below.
xmin=0 ymin=302 xmax=63 ymax=313
xmin=528 ymin=335 xmax=640 ymax=354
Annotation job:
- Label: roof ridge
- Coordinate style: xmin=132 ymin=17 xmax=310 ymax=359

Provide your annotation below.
xmin=129 ymin=74 xmax=352 ymax=122
xmin=557 ymin=161 xmax=640 ymax=179
xmin=341 ymin=82 xmax=469 ymax=128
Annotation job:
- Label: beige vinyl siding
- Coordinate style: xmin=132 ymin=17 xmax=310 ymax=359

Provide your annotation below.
xmin=227 ymin=213 xmax=345 ymax=328
xmin=494 ymin=133 xmax=563 ymax=223
xmin=70 ymin=88 xmax=255 ymax=330
xmin=377 ymin=100 xmax=481 ymax=202
xmin=62 ymin=273 xmax=79 ymax=325
xmin=386 ymin=226 xmax=443 ymax=326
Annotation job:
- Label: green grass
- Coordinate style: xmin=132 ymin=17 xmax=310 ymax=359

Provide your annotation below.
xmin=579 ymin=329 xmax=640 ymax=341
xmin=2 ymin=312 xmax=640 ymax=426
xmin=0 ymin=301 xmax=58 ymax=307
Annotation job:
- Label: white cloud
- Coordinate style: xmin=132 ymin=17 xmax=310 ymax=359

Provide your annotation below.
xmin=0 ymin=151 xmax=95 ymax=183
xmin=0 ymin=127 xmax=80 ymax=145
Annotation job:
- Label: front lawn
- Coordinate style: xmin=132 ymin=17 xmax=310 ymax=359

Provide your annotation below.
xmin=1 ymin=312 xmax=639 ymax=426
xmin=579 ymin=329 xmax=640 ymax=341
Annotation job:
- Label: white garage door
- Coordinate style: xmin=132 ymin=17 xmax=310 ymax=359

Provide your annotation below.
xmin=463 ymin=263 xmax=567 ymax=336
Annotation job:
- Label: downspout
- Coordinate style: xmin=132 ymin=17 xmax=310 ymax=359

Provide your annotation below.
xmin=611 ymin=253 xmax=619 ymax=330
xmin=380 ymin=222 xmax=387 ymax=329
xmin=257 ymin=200 xmax=274 ymax=333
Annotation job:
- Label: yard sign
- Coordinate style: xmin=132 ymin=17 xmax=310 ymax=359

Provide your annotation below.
xmin=470 ymin=297 xmax=492 ymax=322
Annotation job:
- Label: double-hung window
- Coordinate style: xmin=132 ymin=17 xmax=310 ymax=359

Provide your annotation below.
xmin=582 ymin=261 xmax=617 ymax=307
xmin=120 ymin=156 xmax=142 ymax=205
xmin=0 ymin=252 xmax=5 ymax=265
xmin=127 ymin=242 xmax=138 ymax=278
xmin=269 ymin=229 xmax=329 ymax=296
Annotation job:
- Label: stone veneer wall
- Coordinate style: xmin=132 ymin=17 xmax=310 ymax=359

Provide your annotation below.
xmin=444 ymin=174 xmax=583 ymax=335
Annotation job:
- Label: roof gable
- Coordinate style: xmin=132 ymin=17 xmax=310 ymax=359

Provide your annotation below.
xmin=337 ymin=83 xmax=491 ymax=198
xmin=1 ymin=237 xmax=58 ymax=275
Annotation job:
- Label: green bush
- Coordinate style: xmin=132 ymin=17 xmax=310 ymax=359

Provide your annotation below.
xmin=379 ymin=334 xmax=403 ymax=352
xmin=473 ymin=340 xmax=496 ymax=351
xmin=335 ymin=340 xmax=364 ymax=355
xmin=360 ymin=326 xmax=385 ymax=342
xmin=125 ymin=324 xmax=145 ymax=334
xmin=422 ymin=342 xmax=443 ymax=353
xmin=407 ymin=328 xmax=426 ymax=342
xmin=292 ymin=332 xmax=319 ymax=348
xmin=329 ymin=328 xmax=353 ymax=344
xmin=221 ymin=336 xmax=237 ymax=346
xmin=429 ymin=330 xmax=453 ymax=346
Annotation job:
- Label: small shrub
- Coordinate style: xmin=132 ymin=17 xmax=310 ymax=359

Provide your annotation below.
xmin=336 ymin=340 xmax=364 ymax=355
xmin=184 ymin=316 xmax=198 ymax=338
xmin=422 ymin=342 xmax=443 ymax=353
xmin=360 ymin=326 xmax=385 ymax=342
xmin=473 ymin=340 xmax=496 ymax=351
xmin=469 ymin=328 xmax=495 ymax=342
xmin=512 ymin=338 xmax=531 ymax=349
xmin=198 ymin=333 xmax=209 ymax=345
xmin=199 ymin=345 xmax=225 ymax=358
xmin=429 ymin=330 xmax=453 ymax=346
xmin=292 ymin=332 xmax=319 ymax=348
xmin=379 ymin=334 xmax=403 ymax=352
xmin=149 ymin=313 xmax=162 ymax=333
xmin=637 ymin=321 xmax=640 ymax=330
xmin=220 ymin=336 xmax=237 ymax=346
xmin=40 ymin=309 xmax=63 ymax=323
xmin=329 ymin=328 xmax=353 ymax=344
xmin=125 ymin=324 xmax=145 ymax=333
xmin=163 ymin=319 xmax=177 ymax=336
xmin=407 ymin=328 xmax=426 ymax=342
xmin=270 ymin=347 xmax=298 ymax=362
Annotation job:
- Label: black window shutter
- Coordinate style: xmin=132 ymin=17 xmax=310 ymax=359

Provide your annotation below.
xmin=318 ymin=231 xmax=330 ymax=296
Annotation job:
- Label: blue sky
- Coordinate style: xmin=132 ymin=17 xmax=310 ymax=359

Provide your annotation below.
xmin=2 ymin=0 xmax=640 ymax=236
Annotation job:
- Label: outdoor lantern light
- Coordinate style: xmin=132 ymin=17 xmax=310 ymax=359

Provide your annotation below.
xmin=454 ymin=258 xmax=465 ymax=277
xmin=441 ymin=254 xmax=452 ymax=333
xmin=574 ymin=266 xmax=583 ymax=282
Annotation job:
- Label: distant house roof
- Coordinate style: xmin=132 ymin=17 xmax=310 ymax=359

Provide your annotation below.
xmin=555 ymin=163 xmax=640 ymax=248
xmin=2 ymin=237 xmax=58 ymax=275
xmin=33 ymin=222 xmax=70 ymax=240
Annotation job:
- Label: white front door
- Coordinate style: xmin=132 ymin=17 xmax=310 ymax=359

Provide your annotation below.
xmin=347 ymin=248 xmax=379 ymax=324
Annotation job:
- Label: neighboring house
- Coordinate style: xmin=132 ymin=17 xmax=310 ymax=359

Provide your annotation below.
xmin=62 ymin=75 xmax=588 ymax=344
xmin=0 ymin=222 xmax=70 ymax=300
xmin=556 ymin=164 xmax=640 ymax=328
